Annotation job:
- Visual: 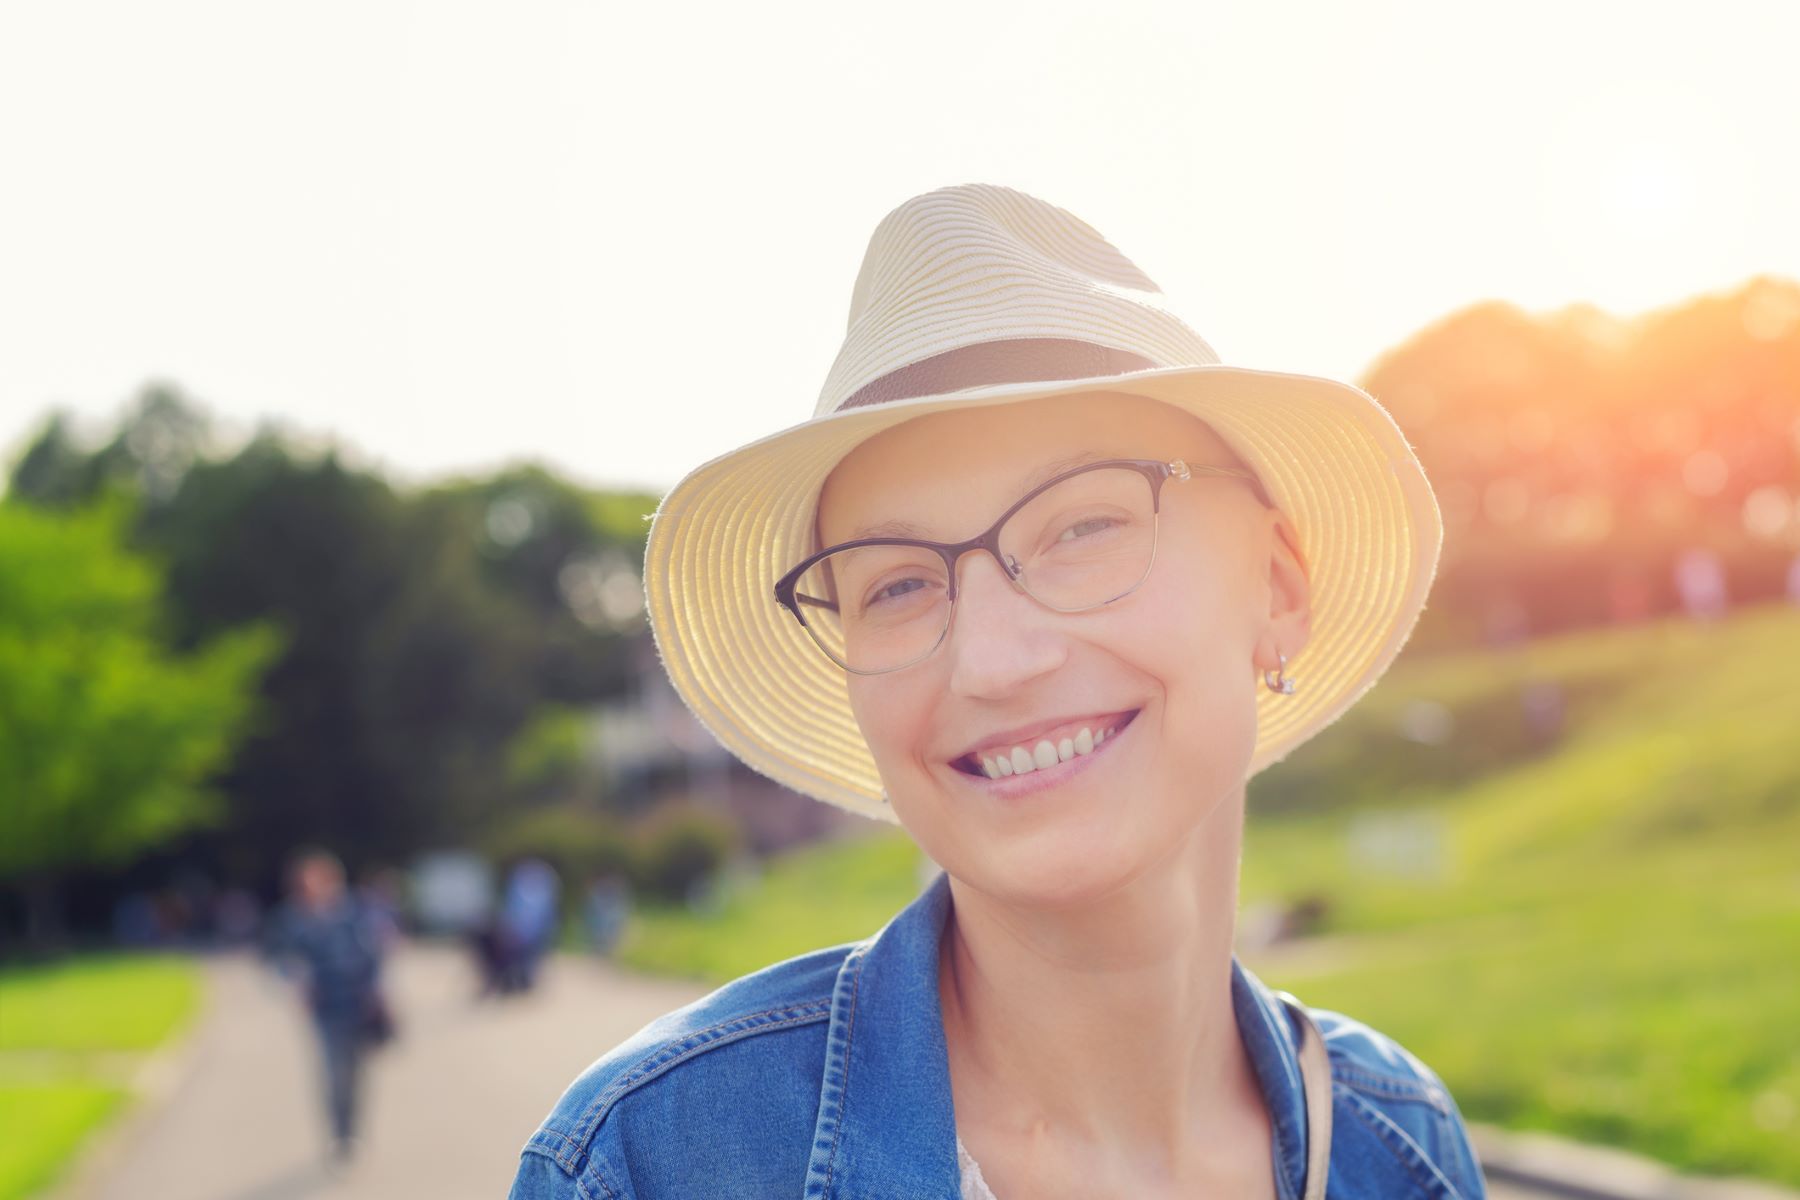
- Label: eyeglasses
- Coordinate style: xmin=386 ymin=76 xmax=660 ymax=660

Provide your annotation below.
xmin=774 ymin=456 xmax=1265 ymax=675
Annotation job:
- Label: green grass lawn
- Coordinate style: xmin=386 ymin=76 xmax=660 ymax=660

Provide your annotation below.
xmin=1234 ymin=601 xmax=1800 ymax=1184
xmin=610 ymin=601 xmax=1800 ymax=1186
xmin=616 ymin=829 xmax=927 ymax=981
xmin=0 ymin=953 xmax=201 ymax=1200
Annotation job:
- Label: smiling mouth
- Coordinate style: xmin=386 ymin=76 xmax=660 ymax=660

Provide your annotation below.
xmin=949 ymin=708 xmax=1142 ymax=777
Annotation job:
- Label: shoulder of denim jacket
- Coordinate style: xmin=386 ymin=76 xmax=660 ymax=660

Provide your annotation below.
xmin=1304 ymin=1005 xmax=1488 ymax=1198
xmin=1301 ymin=1004 xmax=1457 ymax=1117
xmin=517 ymin=939 xmax=854 ymax=1178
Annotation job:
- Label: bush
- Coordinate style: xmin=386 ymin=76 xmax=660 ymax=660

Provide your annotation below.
xmin=481 ymin=802 xmax=740 ymax=905
xmin=632 ymin=806 xmax=740 ymax=905
xmin=482 ymin=806 xmax=633 ymax=891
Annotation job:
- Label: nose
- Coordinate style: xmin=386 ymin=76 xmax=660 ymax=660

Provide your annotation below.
xmin=942 ymin=546 xmax=1067 ymax=699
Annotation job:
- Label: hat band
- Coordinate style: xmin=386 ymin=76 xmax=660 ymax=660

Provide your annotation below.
xmin=836 ymin=338 xmax=1161 ymax=412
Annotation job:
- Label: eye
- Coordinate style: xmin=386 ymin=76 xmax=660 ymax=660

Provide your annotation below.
xmin=863 ymin=575 xmax=934 ymax=611
xmin=1057 ymin=516 xmax=1118 ymax=542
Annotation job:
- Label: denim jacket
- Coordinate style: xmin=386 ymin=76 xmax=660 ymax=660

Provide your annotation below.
xmin=511 ymin=869 xmax=1487 ymax=1199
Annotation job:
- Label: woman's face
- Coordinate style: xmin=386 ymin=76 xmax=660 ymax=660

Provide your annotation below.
xmin=816 ymin=391 xmax=1311 ymax=908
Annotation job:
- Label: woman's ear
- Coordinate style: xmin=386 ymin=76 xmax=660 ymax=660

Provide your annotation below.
xmin=1257 ymin=509 xmax=1313 ymax=671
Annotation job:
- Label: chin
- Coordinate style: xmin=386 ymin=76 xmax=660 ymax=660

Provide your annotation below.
xmin=954 ymin=830 xmax=1148 ymax=912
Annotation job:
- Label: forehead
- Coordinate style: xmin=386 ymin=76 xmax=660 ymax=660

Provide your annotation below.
xmin=816 ymin=391 xmax=1235 ymax=545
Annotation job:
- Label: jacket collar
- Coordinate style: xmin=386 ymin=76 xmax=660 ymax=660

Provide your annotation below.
xmin=803 ymin=868 xmax=1311 ymax=1200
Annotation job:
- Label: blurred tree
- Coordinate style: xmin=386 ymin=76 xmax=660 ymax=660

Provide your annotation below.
xmin=6 ymin=389 xmax=668 ymax=895
xmin=417 ymin=465 xmax=659 ymax=702
xmin=505 ymin=705 xmax=605 ymax=809
xmin=9 ymin=383 xmax=212 ymax=509
xmin=1361 ymin=275 xmax=1800 ymax=649
xmin=134 ymin=435 xmax=544 ymax=879
xmin=0 ymin=497 xmax=278 ymax=945
xmin=6 ymin=412 xmax=93 ymax=506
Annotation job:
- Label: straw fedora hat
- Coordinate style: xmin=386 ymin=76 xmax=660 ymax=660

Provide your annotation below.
xmin=642 ymin=182 xmax=1442 ymax=825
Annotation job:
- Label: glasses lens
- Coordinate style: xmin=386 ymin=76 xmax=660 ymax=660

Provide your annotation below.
xmin=791 ymin=542 xmax=951 ymax=672
xmin=998 ymin=466 xmax=1158 ymax=610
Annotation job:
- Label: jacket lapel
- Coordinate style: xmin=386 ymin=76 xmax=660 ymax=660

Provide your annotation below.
xmin=805 ymin=868 xmax=961 ymax=1198
xmin=1231 ymin=947 xmax=1313 ymax=1200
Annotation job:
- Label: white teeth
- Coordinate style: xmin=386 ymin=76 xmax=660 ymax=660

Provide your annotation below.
xmin=967 ymin=716 xmax=1132 ymax=780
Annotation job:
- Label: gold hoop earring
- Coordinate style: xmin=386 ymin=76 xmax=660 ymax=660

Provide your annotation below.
xmin=1263 ymin=651 xmax=1297 ymax=695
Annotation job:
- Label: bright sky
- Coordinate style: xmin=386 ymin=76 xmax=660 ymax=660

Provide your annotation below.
xmin=3 ymin=0 xmax=1796 ymax=493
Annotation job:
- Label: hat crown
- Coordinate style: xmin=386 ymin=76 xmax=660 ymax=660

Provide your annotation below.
xmin=814 ymin=183 xmax=1222 ymax=418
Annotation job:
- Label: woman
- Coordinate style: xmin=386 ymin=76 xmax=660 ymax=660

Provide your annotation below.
xmin=511 ymin=184 xmax=1485 ymax=1199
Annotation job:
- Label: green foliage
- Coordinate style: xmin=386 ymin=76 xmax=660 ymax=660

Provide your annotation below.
xmin=484 ymin=804 xmax=634 ymax=890
xmin=130 ymin=434 xmax=552 ymax=874
xmin=485 ymin=802 xmax=740 ymax=905
xmin=423 ymin=465 xmax=653 ymax=680
xmin=615 ymin=830 xmax=924 ymax=981
xmin=632 ymin=805 xmax=741 ymax=904
xmin=587 ymin=490 xmax=661 ymax=550
xmin=5 ymin=394 xmax=663 ymax=887
xmin=6 ymin=386 xmax=207 ymax=512
xmin=505 ymin=706 xmax=601 ymax=803
xmin=0 ymin=498 xmax=279 ymax=880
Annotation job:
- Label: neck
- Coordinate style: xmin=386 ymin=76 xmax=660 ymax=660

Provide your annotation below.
xmin=936 ymin=782 xmax=1261 ymax=1171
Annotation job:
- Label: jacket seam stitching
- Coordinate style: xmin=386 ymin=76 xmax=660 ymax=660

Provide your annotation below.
xmin=1333 ymin=1061 xmax=1447 ymax=1109
xmin=822 ymin=948 xmax=866 ymax=1195
xmin=521 ymin=1142 xmax=616 ymax=1200
xmin=561 ymin=998 xmax=834 ymax=1163
xmin=533 ymin=1126 xmax=583 ymax=1153
xmin=1341 ymin=1086 xmax=1456 ymax=1198
xmin=519 ymin=1142 xmax=568 ymax=1171
xmin=577 ymin=1136 xmax=626 ymax=1198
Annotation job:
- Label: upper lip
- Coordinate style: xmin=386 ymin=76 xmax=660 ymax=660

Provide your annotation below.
xmin=951 ymin=709 xmax=1138 ymax=762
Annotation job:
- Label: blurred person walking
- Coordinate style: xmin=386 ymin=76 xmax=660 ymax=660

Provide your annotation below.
xmin=262 ymin=846 xmax=393 ymax=1166
xmin=498 ymin=856 xmax=562 ymax=991
xmin=582 ymin=872 xmax=631 ymax=957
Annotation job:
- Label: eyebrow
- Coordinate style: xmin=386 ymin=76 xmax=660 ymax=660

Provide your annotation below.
xmin=845 ymin=450 xmax=1112 ymax=542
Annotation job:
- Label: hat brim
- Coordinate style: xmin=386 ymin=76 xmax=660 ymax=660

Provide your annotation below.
xmin=643 ymin=363 xmax=1442 ymax=824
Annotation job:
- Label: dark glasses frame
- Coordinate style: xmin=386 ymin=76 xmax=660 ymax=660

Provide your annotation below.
xmin=773 ymin=456 xmax=1267 ymax=675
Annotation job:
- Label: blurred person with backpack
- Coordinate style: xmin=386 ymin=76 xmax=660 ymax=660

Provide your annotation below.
xmin=263 ymin=846 xmax=395 ymax=1165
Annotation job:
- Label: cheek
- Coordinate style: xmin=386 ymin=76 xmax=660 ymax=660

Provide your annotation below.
xmin=846 ymin=679 xmax=934 ymax=777
xmin=1124 ymin=554 xmax=1263 ymax=753
xmin=1116 ymin=553 xmax=1251 ymax=679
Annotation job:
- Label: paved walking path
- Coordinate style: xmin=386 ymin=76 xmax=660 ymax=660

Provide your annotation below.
xmin=58 ymin=940 xmax=707 ymax=1200
xmin=54 ymin=940 xmax=1793 ymax=1199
